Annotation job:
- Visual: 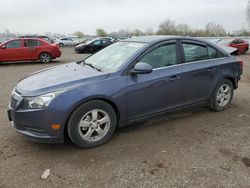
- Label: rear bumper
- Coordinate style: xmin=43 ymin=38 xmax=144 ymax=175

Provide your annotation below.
xmin=53 ymin=51 xmax=62 ymax=58
xmin=51 ymin=49 xmax=62 ymax=59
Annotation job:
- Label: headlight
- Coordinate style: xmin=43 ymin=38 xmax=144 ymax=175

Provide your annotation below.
xmin=23 ymin=90 xmax=65 ymax=109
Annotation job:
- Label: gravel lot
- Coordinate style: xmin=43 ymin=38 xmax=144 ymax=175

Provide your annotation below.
xmin=0 ymin=47 xmax=250 ymax=188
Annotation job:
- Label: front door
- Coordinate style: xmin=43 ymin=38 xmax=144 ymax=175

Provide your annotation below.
xmin=0 ymin=39 xmax=23 ymax=62
xmin=126 ymin=42 xmax=182 ymax=120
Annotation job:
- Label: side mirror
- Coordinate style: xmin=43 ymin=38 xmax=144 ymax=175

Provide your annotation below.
xmin=130 ymin=62 xmax=153 ymax=75
xmin=1 ymin=45 xmax=6 ymax=49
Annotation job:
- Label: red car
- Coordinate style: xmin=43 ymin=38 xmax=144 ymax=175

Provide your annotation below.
xmin=217 ymin=39 xmax=249 ymax=55
xmin=0 ymin=38 xmax=61 ymax=63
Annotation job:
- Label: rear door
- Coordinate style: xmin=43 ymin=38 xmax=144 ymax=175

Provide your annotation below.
xmin=22 ymin=39 xmax=42 ymax=60
xmin=180 ymin=40 xmax=221 ymax=105
xmin=0 ymin=39 xmax=23 ymax=62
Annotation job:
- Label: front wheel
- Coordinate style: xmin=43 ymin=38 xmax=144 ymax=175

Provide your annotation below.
xmin=39 ymin=52 xmax=52 ymax=63
xmin=67 ymin=100 xmax=117 ymax=148
xmin=208 ymin=79 xmax=234 ymax=111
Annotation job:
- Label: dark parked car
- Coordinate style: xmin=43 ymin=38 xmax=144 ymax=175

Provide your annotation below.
xmin=75 ymin=38 xmax=113 ymax=53
xmin=8 ymin=36 xmax=243 ymax=148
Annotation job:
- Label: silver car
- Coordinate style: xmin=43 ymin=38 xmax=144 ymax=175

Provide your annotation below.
xmin=55 ymin=37 xmax=78 ymax=47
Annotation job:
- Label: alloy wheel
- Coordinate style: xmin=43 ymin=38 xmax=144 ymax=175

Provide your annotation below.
xmin=41 ymin=53 xmax=51 ymax=63
xmin=216 ymin=84 xmax=232 ymax=107
xmin=78 ymin=109 xmax=111 ymax=142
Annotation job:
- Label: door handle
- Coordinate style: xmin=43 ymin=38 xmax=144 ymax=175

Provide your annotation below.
xmin=208 ymin=67 xmax=216 ymax=72
xmin=169 ymin=75 xmax=181 ymax=81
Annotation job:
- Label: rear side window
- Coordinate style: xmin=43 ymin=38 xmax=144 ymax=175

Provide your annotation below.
xmin=208 ymin=46 xmax=217 ymax=59
xmin=183 ymin=43 xmax=208 ymax=62
xmin=182 ymin=43 xmax=224 ymax=63
xmin=6 ymin=40 xmax=22 ymax=48
xmin=102 ymin=40 xmax=111 ymax=44
xmin=24 ymin=39 xmax=42 ymax=47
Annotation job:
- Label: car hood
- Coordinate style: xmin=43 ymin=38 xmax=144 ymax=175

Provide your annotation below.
xmin=16 ymin=62 xmax=109 ymax=96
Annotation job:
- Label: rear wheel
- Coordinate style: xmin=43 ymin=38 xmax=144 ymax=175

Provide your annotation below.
xmin=208 ymin=79 xmax=234 ymax=111
xmin=39 ymin=52 xmax=52 ymax=63
xmin=67 ymin=100 xmax=117 ymax=148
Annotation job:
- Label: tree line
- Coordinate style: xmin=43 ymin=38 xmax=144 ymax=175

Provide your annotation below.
xmin=73 ymin=20 xmax=228 ymax=38
xmin=3 ymin=1 xmax=250 ymax=40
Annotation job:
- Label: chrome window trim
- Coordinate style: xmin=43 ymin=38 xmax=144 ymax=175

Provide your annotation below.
xmin=153 ymin=57 xmax=227 ymax=71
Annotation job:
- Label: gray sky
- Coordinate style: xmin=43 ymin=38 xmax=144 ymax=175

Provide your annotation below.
xmin=0 ymin=0 xmax=248 ymax=35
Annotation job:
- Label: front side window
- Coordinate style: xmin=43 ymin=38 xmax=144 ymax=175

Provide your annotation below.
xmin=140 ymin=43 xmax=177 ymax=69
xmin=6 ymin=40 xmax=22 ymax=49
xmin=183 ymin=43 xmax=208 ymax=62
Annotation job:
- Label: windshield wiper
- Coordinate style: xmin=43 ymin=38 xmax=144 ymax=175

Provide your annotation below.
xmin=81 ymin=60 xmax=102 ymax=72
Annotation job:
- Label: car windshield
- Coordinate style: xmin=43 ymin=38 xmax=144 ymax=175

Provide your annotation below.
xmin=84 ymin=42 xmax=146 ymax=72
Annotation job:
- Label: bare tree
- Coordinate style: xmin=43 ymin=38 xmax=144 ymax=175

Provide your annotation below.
xmin=156 ymin=19 xmax=176 ymax=35
xmin=74 ymin=31 xmax=85 ymax=38
xmin=205 ymin=22 xmax=226 ymax=36
xmin=130 ymin=29 xmax=145 ymax=36
xmin=96 ymin=29 xmax=107 ymax=37
xmin=176 ymin=24 xmax=191 ymax=36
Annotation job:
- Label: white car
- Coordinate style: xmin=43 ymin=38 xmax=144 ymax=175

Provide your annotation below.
xmin=55 ymin=37 xmax=78 ymax=47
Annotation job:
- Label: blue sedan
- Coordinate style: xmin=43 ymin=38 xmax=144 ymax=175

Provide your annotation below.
xmin=8 ymin=36 xmax=243 ymax=148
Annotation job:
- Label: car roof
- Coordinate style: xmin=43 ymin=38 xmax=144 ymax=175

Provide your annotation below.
xmin=17 ymin=37 xmax=44 ymax=40
xmin=1 ymin=37 xmax=49 ymax=45
xmin=122 ymin=35 xmax=209 ymax=44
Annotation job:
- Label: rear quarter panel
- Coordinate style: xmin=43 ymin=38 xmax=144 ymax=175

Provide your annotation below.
xmin=219 ymin=56 xmax=242 ymax=86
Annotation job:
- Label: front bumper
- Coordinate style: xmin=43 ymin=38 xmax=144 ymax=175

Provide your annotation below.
xmin=7 ymin=106 xmax=64 ymax=144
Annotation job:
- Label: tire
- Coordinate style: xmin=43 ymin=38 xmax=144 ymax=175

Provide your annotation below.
xmin=39 ymin=52 xmax=52 ymax=63
xmin=59 ymin=43 xmax=64 ymax=47
xmin=208 ymin=79 xmax=234 ymax=111
xmin=67 ymin=100 xmax=117 ymax=148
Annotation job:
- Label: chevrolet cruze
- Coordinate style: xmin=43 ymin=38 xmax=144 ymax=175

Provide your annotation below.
xmin=7 ymin=36 xmax=243 ymax=148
